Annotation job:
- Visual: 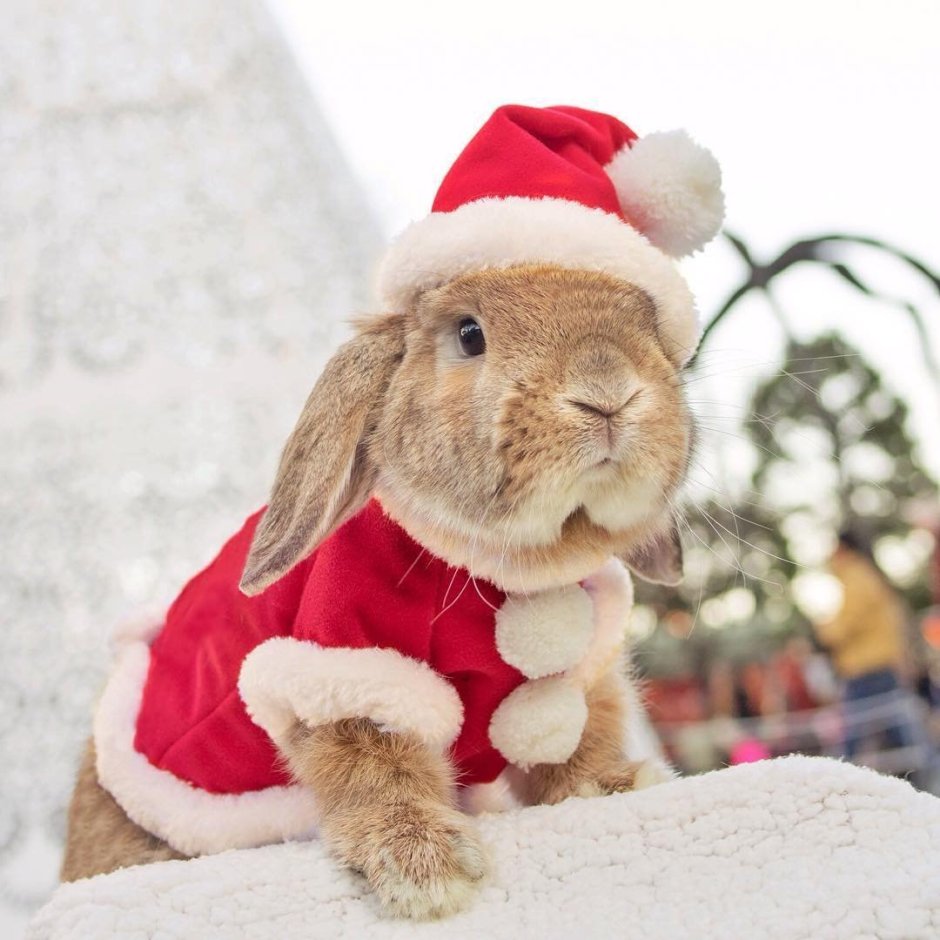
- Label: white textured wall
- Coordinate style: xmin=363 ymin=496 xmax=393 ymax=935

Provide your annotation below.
xmin=0 ymin=1 xmax=380 ymax=928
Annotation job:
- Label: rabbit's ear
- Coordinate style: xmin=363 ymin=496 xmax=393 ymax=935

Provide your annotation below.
xmin=240 ymin=314 xmax=405 ymax=595
xmin=621 ymin=520 xmax=683 ymax=586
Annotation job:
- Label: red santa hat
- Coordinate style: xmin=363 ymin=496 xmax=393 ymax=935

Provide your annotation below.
xmin=377 ymin=104 xmax=724 ymax=365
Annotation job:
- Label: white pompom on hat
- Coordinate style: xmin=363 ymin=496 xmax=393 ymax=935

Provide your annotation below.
xmin=607 ymin=129 xmax=725 ymax=258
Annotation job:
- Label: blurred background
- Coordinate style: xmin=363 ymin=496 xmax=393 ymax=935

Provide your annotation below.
xmin=1 ymin=0 xmax=938 ymax=932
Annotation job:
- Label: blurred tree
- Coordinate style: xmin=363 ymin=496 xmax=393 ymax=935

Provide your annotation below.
xmin=692 ymin=232 xmax=940 ymax=391
xmin=635 ymin=229 xmax=940 ymax=670
xmin=750 ymin=332 xmax=935 ymax=585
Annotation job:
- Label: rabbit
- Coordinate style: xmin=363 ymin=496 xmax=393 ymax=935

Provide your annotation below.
xmin=61 ymin=102 xmax=723 ymax=919
xmin=61 ymin=263 xmax=693 ymax=918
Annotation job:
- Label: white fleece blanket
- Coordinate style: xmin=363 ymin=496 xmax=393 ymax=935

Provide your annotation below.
xmin=29 ymin=756 xmax=940 ymax=940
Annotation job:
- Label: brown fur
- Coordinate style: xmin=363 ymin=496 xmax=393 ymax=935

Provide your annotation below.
xmin=60 ymin=741 xmax=183 ymax=882
xmin=282 ymin=718 xmax=485 ymax=919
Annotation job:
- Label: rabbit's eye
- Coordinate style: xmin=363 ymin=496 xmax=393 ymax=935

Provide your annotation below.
xmin=458 ymin=318 xmax=486 ymax=357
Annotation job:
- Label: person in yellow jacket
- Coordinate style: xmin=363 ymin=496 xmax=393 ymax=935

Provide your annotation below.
xmin=814 ymin=530 xmax=913 ymax=759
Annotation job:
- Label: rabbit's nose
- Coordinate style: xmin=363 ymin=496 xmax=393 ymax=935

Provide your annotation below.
xmin=568 ymin=392 xmax=636 ymax=420
xmin=565 ymin=342 xmax=638 ymax=418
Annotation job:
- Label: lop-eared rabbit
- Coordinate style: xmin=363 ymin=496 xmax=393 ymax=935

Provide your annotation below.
xmin=63 ymin=104 xmax=724 ymax=919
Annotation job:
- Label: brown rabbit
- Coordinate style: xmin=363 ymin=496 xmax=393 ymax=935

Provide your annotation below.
xmin=62 ymin=104 xmax=723 ymax=920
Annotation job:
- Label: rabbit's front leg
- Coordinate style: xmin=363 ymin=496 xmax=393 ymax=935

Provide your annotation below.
xmin=525 ymin=671 xmax=667 ymax=805
xmin=281 ymin=718 xmax=487 ymax=920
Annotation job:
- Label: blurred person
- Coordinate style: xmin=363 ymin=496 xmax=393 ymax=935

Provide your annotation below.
xmin=801 ymin=635 xmax=840 ymax=706
xmin=931 ymin=520 xmax=940 ymax=604
xmin=734 ymin=660 xmax=768 ymax=719
xmin=772 ymin=636 xmax=827 ymax=713
xmin=813 ymin=530 xmax=917 ymax=760
xmin=762 ymin=637 xmax=827 ymax=758
xmin=707 ymin=659 xmax=736 ymax=718
xmin=914 ymin=606 xmax=940 ymax=711
xmin=760 ymin=634 xmax=836 ymax=717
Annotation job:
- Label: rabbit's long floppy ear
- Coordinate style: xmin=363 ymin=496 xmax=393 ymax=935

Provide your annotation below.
xmin=240 ymin=314 xmax=406 ymax=595
xmin=621 ymin=519 xmax=683 ymax=586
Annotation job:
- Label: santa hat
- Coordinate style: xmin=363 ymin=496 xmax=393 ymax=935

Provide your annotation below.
xmin=377 ymin=104 xmax=724 ymax=365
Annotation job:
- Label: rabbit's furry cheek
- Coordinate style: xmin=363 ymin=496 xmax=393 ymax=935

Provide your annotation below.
xmin=372 ymin=265 xmax=693 ymax=592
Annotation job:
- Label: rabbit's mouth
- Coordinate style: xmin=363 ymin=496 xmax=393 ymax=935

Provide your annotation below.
xmin=578 ymin=474 xmax=663 ymax=533
xmin=377 ymin=471 xmax=670 ymax=594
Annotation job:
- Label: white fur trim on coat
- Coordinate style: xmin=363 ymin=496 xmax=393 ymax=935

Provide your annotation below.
xmin=238 ymin=638 xmax=464 ymax=751
xmin=110 ymin=610 xmax=165 ymax=649
xmin=494 ymin=585 xmax=595 ymax=679
xmin=94 ymin=641 xmax=320 ymax=857
xmin=606 ymin=130 xmax=724 ymax=259
xmin=377 ymin=196 xmax=701 ymax=365
xmin=488 ymin=676 xmax=588 ymax=769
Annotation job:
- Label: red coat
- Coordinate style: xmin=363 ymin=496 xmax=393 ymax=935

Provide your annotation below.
xmin=133 ymin=499 xmax=524 ymax=794
xmin=94 ymin=499 xmax=630 ymax=855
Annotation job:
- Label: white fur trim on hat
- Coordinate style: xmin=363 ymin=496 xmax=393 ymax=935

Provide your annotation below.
xmin=606 ymin=130 xmax=724 ymax=259
xmin=488 ymin=676 xmax=588 ymax=768
xmin=94 ymin=641 xmax=320 ymax=856
xmin=377 ymin=196 xmax=701 ymax=365
xmin=495 ymin=585 xmax=595 ymax=679
xmin=238 ymin=638 xmax=464 ymax=751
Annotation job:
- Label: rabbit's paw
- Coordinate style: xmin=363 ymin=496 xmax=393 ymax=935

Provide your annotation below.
xmin=562 ymin=761 xmax=637 ymax=799
xmin=592 ymin=758 xmax=674 ymax=795
xmin=593 ymin=761 xmax=641 ymax=795
xmin=365 ymin=803 xmax=487 ymax=920
xmin=548 ymin=758 xmax=674 ymax=803
xmin=629 ymin=757 xmax=675 ymax=790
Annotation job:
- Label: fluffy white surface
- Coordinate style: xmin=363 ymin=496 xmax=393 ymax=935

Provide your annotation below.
xmin=494 ymin=585 xmax=594 ymax=679
xmin=488 ymin=676 xmax=588 ymax=767
xmin=239 ymin=638 xmax=464 ymax=750
xmin=376 ymin=196 xmax=701 ymax=365
xmin=32 ymin=757 xmax=940 ymax=939
xmin=606 ymin=130 xmax=725 ymax=258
